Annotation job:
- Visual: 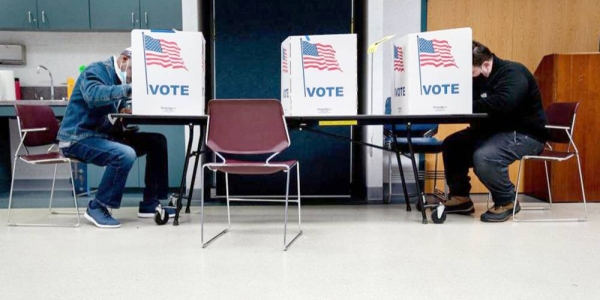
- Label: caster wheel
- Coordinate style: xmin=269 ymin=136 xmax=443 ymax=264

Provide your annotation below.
xmin=154 ymin=208 xmax=169 ymax=225
xmin=431 ymin=208 xmax=446 ymax=224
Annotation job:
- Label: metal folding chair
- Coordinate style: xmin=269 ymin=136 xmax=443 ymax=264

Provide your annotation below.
xmin=7 ymin=104 xmax=80 ymax=227
xmin=200 ymin=99 xmax=302 ymax=251
xmin=510 ymin=102 xmax=587 ymax=222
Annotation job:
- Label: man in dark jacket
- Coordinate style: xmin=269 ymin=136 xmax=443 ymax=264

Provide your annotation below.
xmin=442 ymin=40 xmax=549 ymax=222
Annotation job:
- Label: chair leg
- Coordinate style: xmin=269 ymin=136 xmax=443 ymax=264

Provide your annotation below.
xmin=386 ymin=153 xmax=392 ymax=204
xmin=515 ymin=160 xmax=551 ymax=212
xmin=48 ymin=164 xmax=82 ymax=215
xmin=284 ymin=163 xmax=302 ymax=251
xmin=513 ymin=159 xmax=549 ymax=219
xmin=201 ymin=166 xmax=229 ymax=249
xmin=51 ymin=162 xmax=86 ymax=215
xmin=512 ymin=159 xmax=524 ymax=220
xmin=544 ymin=161 xmax=553 ymax=208
xmin=67 ymin=161 xmax=81 ymax=226
xmin=296 ymin=163 xmax=302 ymax=232
xmin=519 ymin=161 xmax=550 ymax=211
xmin=8 ymin=159 xmax=80 ymax=227
xmin=575 ymin=153 xmax=588 ymax=219
xmin=515 ymin=158 xmax=586 ymax=222
xmin=48 ymin=164 xmax=58 ymax=212
xmin=225 ymin=173 xmax=231 ymax=229
xmin=47 ymin=162 xmax=82 ymax=223
xmin=6 ymin=157 xmax=19 ymax=225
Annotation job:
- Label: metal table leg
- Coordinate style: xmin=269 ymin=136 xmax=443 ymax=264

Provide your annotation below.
xmin=184 ymin=124 xmax=205 ymax=213
xmin=391 ymin=128 xmax=412 ymax=212
xmin=405 ymin=123 xmax=428 ymax=224
xmin=173 ymin=123 xmax=195 ymax=226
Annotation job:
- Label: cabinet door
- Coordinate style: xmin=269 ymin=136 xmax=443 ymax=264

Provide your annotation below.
xmin=37 ymin=0 xmax=90 ymax=30
xmin=90 ymin=0 xmax=140 ymax=30
xmin=140 ymin=0 xmax=182 ymax=30
xmin=0 ymin=0 xmax=37 ymax=30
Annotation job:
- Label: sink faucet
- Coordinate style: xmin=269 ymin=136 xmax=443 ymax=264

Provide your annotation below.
xmin=36 ymin=65 xmax=54 ymax=100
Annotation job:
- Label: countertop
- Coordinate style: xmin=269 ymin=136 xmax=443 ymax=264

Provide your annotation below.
xmin=0 ymin=100 xmax=69 ymax=106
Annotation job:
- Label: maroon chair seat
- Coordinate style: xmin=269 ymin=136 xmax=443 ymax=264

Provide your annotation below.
xmin=207 ymin=159 xmax=298 ymax=175
xmin=200 ymin=99 xmax=302 ymax=251
xmin=20 ymin=152 xmax=71 ymax=164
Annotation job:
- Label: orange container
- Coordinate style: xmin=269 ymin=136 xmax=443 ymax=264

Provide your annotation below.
xmin=66 ymin=77 xmax=75 ymax=100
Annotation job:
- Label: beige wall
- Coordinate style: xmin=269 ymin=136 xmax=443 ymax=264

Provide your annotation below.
xmin=426 ymin=0 xmax=600 ymax=193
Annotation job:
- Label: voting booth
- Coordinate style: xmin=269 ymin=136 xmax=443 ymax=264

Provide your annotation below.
xmin=131 ymin=29 xmax=205 ymax=115
xmin=390 ymin=28 xmax=472 ymax=115
xmin=281 ymin=34 xmax=357 ymax=116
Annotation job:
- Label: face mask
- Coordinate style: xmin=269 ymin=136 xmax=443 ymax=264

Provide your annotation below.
xmin=118 ymin=59 xmax=130 ymax=84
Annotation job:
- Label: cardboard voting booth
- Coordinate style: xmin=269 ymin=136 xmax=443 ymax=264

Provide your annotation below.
xmin=281 ymin=34 xmax=357 ymax=116
xmin=131 ymin=30 xmax=205 ymax=115
xmin=390 ymin=28 xmax=472 ymax=115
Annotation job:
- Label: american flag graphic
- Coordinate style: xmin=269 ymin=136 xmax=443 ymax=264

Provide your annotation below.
xmin=394 ymin=45 xmax=404 ymax=72
xmin=301 ymin=41 xmax=342 ymax=72
xmin=418 ymin=37 xmax=458 ymax=68
xmin=144 ymin=35 xmax=187 ymax=70
xmin=282 ymin=48 xmax=288 ymax=73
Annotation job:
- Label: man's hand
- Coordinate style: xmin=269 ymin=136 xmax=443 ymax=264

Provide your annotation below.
xmin=120 ymin=107 xmax=132 ymax=114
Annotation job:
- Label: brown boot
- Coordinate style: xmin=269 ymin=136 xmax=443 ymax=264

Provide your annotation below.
xmin=480 ymin=202 xmax=521 ymax=222
xmin=444 ymin=196 xmax=475 ymax=214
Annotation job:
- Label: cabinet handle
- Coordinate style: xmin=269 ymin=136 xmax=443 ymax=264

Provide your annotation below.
xmin=41 ymin=11 xmax=46 ymax=23
xmin=145 ymin=12 xmax=148 ymax=25
xmin=28 ymin=11 xmax=32 ymax=23
xmin=131 ymin=12 xmax=135 ymax=25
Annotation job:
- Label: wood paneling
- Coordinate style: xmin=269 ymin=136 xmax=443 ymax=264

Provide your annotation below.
xmin=428 ymin=0 xmax=515 ymax=59
xmin=513 ymin=0 xmax=600 ymax=72
xmin=426 ymin=0 xmax=600 ymax=195
xmin=525 ymin=54 xmax=600 ymax=202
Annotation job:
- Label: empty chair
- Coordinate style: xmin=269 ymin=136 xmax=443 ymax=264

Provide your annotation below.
xmin=383 ymin=97 xmax=445 ymax=210
xmin=200 ymin=99 xmax=301 ymax=250
xmin=7 ymin=104 xmax=80 ymax=227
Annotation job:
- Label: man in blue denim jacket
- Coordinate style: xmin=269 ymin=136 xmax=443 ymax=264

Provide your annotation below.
xmin=58 ymin=48 xmax=172 ymax=228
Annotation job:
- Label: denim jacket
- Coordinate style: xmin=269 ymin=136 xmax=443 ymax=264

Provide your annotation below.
xmin=57 ymin=57 xmax=131 ymax=143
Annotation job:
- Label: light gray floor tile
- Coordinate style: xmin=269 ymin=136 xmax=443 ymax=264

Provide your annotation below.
xmin=1 ymin=200 xmax=599 ymax=300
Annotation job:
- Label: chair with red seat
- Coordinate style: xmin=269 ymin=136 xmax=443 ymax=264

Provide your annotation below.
xmin=510 ymin=101 xmax=588 ymax=222
xmin=7 ymin=104 xmax=80 ymax=227
xmin=200 ymin=99 xmax=301 ymax=250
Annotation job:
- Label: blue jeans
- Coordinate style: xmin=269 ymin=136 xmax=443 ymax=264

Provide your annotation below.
xmin=442 ymin=128 xmax=544 ymax=206
xmin=62 ymin=132 xmax=169 ymax=208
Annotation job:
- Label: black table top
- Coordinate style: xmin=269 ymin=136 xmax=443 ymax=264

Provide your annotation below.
xmin=286 ymin=113 xmax=486 ymax=126
xmin=112 ymin=113 xmax=486 ymax=126
xmin=112 ymin=113 xmax=208 ymax=125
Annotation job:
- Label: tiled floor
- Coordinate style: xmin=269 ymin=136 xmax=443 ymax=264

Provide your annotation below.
xmin=0 ymin=192 xmax=598 ymax=299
